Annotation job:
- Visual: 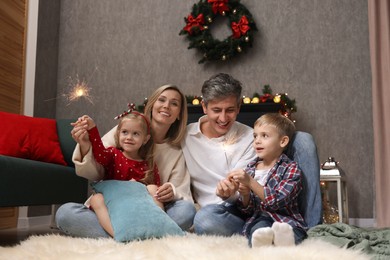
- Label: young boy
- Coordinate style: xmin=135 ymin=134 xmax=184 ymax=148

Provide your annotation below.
xmin=227 ymin=113 xmax=308 ymax=247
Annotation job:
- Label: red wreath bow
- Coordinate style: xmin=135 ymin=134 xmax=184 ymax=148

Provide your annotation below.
xmin=231 ymin=16 xmax=250 ymax=39
xmin=208 ymin=0 xmax=229 ymax=15
xmin=183 ymin=14 xmax=205 ymax=35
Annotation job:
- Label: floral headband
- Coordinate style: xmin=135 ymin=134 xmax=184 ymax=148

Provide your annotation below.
xmin=114 ymin=103 xmax=150 ymax=134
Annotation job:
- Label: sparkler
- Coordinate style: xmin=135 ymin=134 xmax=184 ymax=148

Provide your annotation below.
xmin=223 ymin=143 xmax=231 ymax=172
xmin=64 ymin=74 xmax=93 ymax=105
xmin=45 ymin=67 xmax=98 ymax=105
xmin=223 ymin=131 xmax=239 ymax=172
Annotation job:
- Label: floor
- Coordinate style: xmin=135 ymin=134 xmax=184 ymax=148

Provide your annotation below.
xmin=0 ymin=224 xmax=61 ymax=247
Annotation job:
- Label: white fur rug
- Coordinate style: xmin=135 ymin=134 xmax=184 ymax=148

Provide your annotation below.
xmin=0 ymin=233 xmax=369 ymax=260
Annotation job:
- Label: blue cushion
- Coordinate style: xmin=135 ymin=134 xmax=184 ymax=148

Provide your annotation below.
xmin=91 ymin=180 xmax=184 ymax=242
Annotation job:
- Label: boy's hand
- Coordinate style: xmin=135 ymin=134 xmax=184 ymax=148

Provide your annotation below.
xmin=227 ymin=169 xmax=251 ymax=186
xmin=238 ymin=183 xmax=251 ymax=196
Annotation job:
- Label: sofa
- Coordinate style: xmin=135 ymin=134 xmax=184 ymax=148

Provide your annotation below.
xmin=0 ymin=112 xmax=88 ymax=207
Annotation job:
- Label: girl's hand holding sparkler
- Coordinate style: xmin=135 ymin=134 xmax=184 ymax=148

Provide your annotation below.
xmin=71 ymin=115 xmax=96 ymax=158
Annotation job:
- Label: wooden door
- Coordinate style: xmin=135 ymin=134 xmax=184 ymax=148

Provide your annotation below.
xmin=0 ymin=0 xmax=27 ymax=229
xmin=0 ymin=0 xmax=27 ymax=113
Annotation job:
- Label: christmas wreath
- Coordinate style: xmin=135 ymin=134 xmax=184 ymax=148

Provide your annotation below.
xmin=179 ymin=0 xmax=258 ymax=64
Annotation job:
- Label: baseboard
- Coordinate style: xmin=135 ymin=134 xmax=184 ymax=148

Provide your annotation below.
xmin=348 ymin=218 xmax=375 ymax=228
xmin=17 ymin=214 xmax=53 ymax=229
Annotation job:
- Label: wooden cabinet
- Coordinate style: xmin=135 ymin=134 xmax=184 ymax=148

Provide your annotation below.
xmin=0 ymin=208 xmax=19 ymax=230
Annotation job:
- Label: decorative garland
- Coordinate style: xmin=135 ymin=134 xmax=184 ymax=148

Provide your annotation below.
xmin=179 ymin=0 xmax=258 ymax=64
xmin=254 ymin=85 xmax=297 ymax=119
xmin=185 ymin=85 xmax=297 ymax=120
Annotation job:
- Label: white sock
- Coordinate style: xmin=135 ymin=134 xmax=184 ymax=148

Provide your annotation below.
xmin=272 ymin=222 xmax=295 ymax=246
xmin=251 ymin=227 xmax=274 ymax=247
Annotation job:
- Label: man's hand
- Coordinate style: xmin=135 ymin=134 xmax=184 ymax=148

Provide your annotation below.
xmin=216 ymin=178 xmax=239 ymax=200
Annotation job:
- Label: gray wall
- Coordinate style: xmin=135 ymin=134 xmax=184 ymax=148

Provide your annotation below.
xmin=34 ymin=0 xmax=61 ymax=118
xmin=36 ymin=0 xmax=373 ymax=219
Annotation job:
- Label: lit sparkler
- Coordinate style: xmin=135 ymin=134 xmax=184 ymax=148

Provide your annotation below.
xmin=223 ymin=131 xmax=239 ymax=172
xmin=44 ymin=67 xmax=98 ymax=105
xmin=223 ymin=143 xmax=231 ymax=172
xmin=64 ymin=74 xmax=93 ymax=105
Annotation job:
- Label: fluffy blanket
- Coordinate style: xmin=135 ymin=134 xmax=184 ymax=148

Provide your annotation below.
xmin=0 ymin=233 xmax=369 ymax=260
xmin=308 ymin=223 xmax=390 ymax=260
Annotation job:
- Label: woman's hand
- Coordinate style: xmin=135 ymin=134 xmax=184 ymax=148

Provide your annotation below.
xmin=156 ymin=183 xmax=174 ymax=203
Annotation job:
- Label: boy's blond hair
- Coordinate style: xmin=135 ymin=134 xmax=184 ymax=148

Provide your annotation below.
xmin=254 ymin=113 xmax=296 ymax=140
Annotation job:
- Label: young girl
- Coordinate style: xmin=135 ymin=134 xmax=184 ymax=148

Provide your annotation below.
xmin=78 ymin=105 xmax=162 ymax=237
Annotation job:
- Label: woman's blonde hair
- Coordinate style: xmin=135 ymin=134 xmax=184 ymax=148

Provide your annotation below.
xmin=114 ymin=113 xmax=155 ymax=185
xmin=143 ymin=84 xmax=188 ymax=147
xmin=254 ymin=113 xmax=296 ymax=140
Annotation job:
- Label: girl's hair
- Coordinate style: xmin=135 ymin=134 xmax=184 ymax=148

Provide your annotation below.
xmin=143 ymin=84 xmax=188 ymax=147
xmin=114 ymin=113 xmax=155 ymax=185
xmin=254 ymin=113 xmax=296 ymax=140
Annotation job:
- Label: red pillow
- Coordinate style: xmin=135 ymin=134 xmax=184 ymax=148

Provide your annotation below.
xmin=0 ymin=112 xmax=30 ymax=158
xmin=0 ymin=112 xmax=67 ymax=166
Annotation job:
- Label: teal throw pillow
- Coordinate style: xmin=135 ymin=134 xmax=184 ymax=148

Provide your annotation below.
xmin=91 ymin=180 xmax=184 ymax=242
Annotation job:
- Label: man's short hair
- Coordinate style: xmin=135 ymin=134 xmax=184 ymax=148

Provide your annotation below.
xmin=201 ymin=73 xmax=242 ymax=107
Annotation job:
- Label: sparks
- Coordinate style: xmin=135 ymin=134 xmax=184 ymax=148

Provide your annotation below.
xmin=64 ymin=74 xmax=94 ymax=105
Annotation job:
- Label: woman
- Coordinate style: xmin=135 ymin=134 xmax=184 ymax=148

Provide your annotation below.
xmin=55 ymin=85 xmax=196 ymax=238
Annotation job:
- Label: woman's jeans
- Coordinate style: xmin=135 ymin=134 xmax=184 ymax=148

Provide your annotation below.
xmin=55 ymin=199 xmax=196 ymax=238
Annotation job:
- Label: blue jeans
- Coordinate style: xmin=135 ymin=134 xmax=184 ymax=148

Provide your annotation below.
xmin=165 ymin=200 xmax=196 ymax=231
xmin=285 ymin=131 xmax=322 ymax=228
xmin=193 ymin=131 xmax=322 ymax=236
xmin=55 ymin=200 xmax=196 ymax=238
xmin=246 ymin=215 xmax=307 ymax=247
xmin=193 ymin=202 xmax=246 ymax=236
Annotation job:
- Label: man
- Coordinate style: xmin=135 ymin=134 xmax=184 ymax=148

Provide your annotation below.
xmin=182 ymin=73 xmax=322 ymax=236
xmin=182 ymin=73 xmax=256 ymax=235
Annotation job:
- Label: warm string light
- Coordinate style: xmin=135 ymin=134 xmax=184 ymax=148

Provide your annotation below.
xmin=321 ymin=180 xmax=340 ymax=224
